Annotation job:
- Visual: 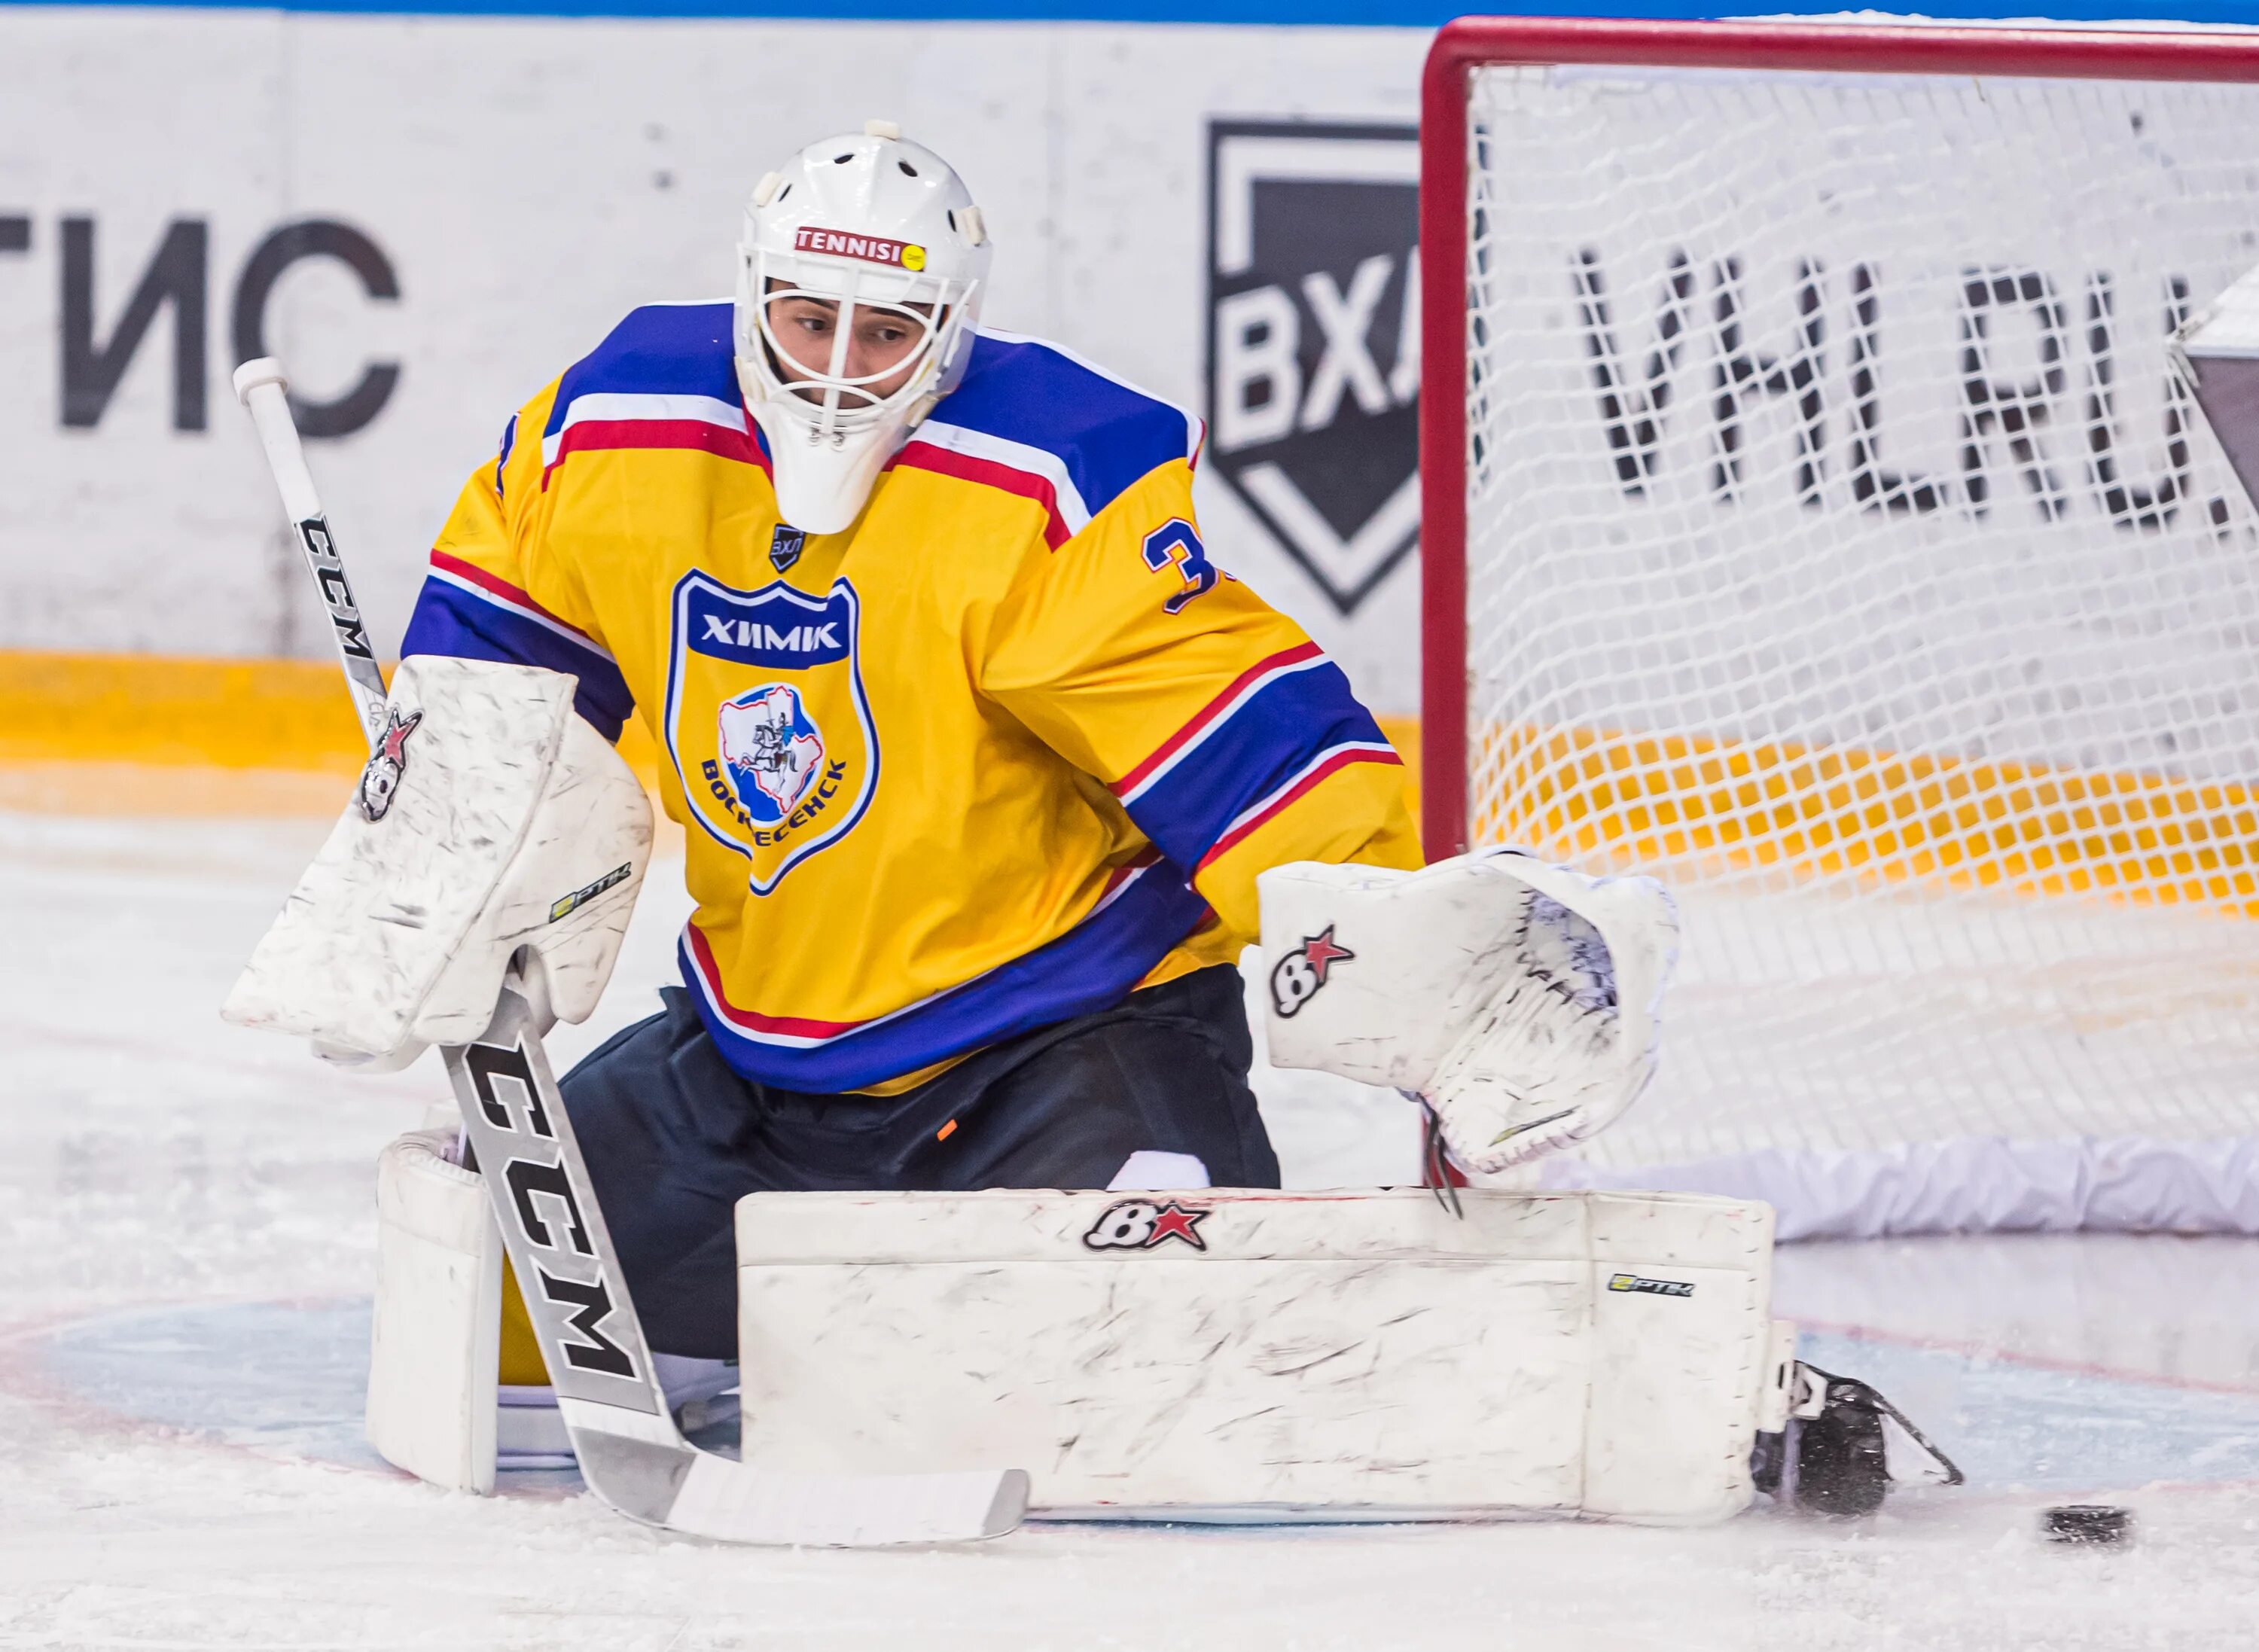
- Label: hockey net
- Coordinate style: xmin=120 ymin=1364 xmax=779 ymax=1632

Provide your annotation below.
xmin=1422 ymin=18 xmax=2259 ymax=1236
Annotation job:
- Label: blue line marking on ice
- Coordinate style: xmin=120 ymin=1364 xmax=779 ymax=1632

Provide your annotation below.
xmin=32 ymin=1299 xmax=389 ymax=1472
xmin=22 ymin=1297 xmax=743 ymax=1489
xmin=7 ymin=0 xmax=2259 ymax=29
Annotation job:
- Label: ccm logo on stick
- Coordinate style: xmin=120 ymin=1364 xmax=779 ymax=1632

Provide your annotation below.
xmin=462 ymin=1038 xmax=641 ymax=1380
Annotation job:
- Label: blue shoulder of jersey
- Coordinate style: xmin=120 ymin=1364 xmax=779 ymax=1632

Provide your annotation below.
xmin=401 ymin=303 xmax=742 ymax=741
xmin=542 ymin=300 xmax=741 ymax=442
xmin=924 ymin=330 xmax=1205 ymax=532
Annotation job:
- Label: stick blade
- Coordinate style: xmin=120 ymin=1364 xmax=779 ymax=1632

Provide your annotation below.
xmin=666 ymin=1457 xmax=1029 ymax=1547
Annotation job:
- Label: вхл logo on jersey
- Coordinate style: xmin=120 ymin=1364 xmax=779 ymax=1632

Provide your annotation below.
xmin=665 ymin=571 xmax=878 ymax=895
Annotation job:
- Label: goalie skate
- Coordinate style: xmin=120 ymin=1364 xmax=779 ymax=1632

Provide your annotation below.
xmin=1752 ymin=1361 xmax=1965 ymax=1519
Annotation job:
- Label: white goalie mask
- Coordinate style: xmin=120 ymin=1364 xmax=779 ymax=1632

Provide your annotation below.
xmin=734 ymin=120 xmax=992 ymax=534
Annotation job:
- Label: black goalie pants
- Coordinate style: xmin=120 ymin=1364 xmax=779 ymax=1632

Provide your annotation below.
xmin=557 ymin=963 xmax=1280 ymax=1358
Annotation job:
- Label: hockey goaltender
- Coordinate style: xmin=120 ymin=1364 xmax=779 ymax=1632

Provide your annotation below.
xmin=223 ymin=122 xmax=1955 ymax=1544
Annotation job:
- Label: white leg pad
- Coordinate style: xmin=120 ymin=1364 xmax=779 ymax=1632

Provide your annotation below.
xmin=367 ymin=1127 xmax=501 ymax=1495
xmin=367 ymin=1129 xmax=749 ymax=1486
xmin=736 ymin=1187 xmax=1786 ymax=1523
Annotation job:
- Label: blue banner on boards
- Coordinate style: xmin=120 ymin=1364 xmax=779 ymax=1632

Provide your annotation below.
xmin=2 ymin=0 xmax=2253 ymax=31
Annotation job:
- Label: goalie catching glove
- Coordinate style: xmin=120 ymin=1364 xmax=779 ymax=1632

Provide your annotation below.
xmin=222 ymin=656 xmax=653 ymax=1068
xmin=1259 ymin=850 xmax=1678 ymax=1175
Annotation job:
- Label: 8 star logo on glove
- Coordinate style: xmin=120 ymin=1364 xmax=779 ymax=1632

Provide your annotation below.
xmin=355 ymin=708 xmax=423 ymax=823
xmin=1268 ymin=925 xmax=1355 ymax=1018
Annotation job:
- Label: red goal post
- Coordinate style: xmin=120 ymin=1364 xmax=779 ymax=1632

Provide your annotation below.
xmin=1416 ymin=15 xmax=2259 ymax=862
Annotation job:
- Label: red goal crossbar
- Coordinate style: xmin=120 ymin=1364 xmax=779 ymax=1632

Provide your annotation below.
xmin=1416 ymin=16 xmax=2259 ymax=861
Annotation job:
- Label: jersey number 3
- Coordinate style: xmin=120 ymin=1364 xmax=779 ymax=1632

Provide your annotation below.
xmin=1142 ymin=520 xmax=1221 ymax=614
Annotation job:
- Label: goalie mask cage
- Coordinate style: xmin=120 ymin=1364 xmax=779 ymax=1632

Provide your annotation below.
xmin=1420 ymin=17 xmax=2259 ymax=1238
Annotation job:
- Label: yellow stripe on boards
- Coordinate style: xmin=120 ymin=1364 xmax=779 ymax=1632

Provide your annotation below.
xmin=0 ymin=649 xmax=664 ymax=815
xmin=26 ymin=647 xmax=2235 ymax=919
xmin=1478 ymin=721 xmax=2259 ymax=919
xmin=2 ymin=650 xmax=1419 ymax=827
xmin=0 ymin=651 xmax=374 ymax=771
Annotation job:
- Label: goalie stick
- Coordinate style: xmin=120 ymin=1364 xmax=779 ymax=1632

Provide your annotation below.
xmin=230 ymin=358 xmax=1029 ymax=1547
xmin=234 ymin=362 xmax=389 ymax=754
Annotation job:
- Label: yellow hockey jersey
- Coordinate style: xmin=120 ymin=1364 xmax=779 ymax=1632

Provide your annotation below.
xmin=403 ymin=304 xmax=1417 ymax=1093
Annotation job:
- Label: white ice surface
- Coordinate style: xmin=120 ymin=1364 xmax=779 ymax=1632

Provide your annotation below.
xmin=3 ymin=809 xmax=2258 ymax=1649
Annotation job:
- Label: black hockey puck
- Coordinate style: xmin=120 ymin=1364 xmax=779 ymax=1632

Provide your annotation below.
xmin=2041 ymin=1504 xmax=2134 ymax=1546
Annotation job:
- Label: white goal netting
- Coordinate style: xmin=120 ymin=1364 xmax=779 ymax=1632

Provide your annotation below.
xmin=1459 ymin=50 xmax=2259 ymax=1234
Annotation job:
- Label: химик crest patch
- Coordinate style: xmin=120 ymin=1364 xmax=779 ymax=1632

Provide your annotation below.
xmin=665 ymin=572 xmax=879 ymax=895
